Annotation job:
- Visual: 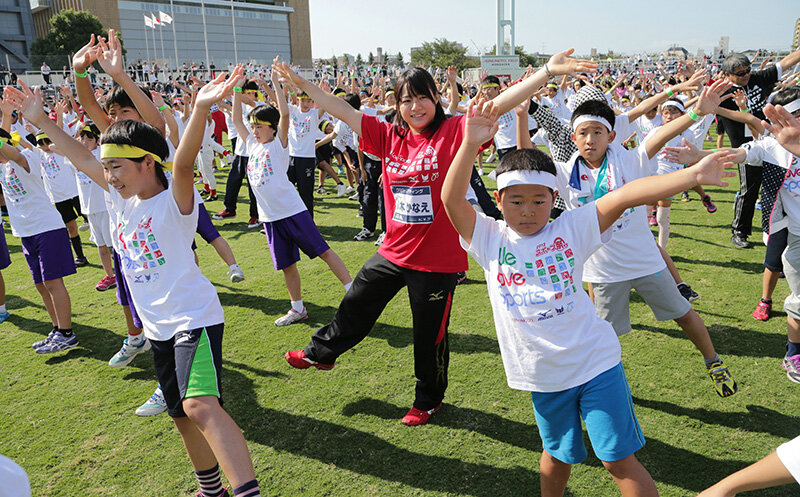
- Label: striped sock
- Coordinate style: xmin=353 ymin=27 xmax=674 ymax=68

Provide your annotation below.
xmin=195 ymin=464 xmax=225 ymax=497
xmin=233 ymin=479 xmax=261 ymax=497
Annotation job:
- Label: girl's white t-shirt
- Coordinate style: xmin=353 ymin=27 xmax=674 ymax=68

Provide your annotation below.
xmin=68 ymin=148 xmax=106 ymax=215
xmin=493 ymin=110 xmax=518 ymax=150
xmin=105 ymin=185 xmax=224 ymax=340
xmin=38 ymin=150 xmax=79 ymax=203
xmin=288 ymin=106 xmax=321 ymax=158
xmin=245 ymin=135 xmax=308 ymax=222
xmin=0 ymin=150 xmax=65 ymax=237
xmin=461 ymin=206 xmax=621 ymax=392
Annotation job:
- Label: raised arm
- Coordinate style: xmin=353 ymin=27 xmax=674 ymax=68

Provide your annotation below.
xmin=173 ymin=68 xmax=242 ymax=214
xmin=445 ymin=65 xmax=460 ymax=115
xmin=627 ymin=69 xmax=706 ymax=123
xmin=96 ymin=30 xmax=166 ymax=136
xmin=763 ymin=103 xmax=800 ymax=157
xmin=273 ymin=61 xmax=363 ymax=136
xmin=230 ymin=72 xmax=250 ymax=142
xmin=779 ymin=47 xmax=800 ymax=73
xmin=72 ymin=35 xmax=111 ymax=132
xmin=270 ymin=58 xmax=290 ymax=147
xmin=150 ymin=90 xmax=180 ymax=148
xmin=493 ymin=49 xmax=598 ymax=116
xmin=514 ymin=98 xmax=534 ymax=150
xmin=442 ymin=100 xmax=498 ymax=245
xmin=4 ymin=82 xmax=106 ymax=187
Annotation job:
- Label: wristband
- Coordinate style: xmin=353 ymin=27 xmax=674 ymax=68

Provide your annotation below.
xmin=74 ymin=69 xmax=88 ymax=78
xmin=0 ymin=139 xmax=4 ymax=149
xmin=665 ymin=88 xmax=674 ymax=96
xmin=158 ymin=104 xmax=168 ymax=110
xmin=711 ymin=148 xmax=718 ymax=152
xmin=543 ymin=63 xmax=553 ymax=78
xmin=739 ymin=108 xmax=750 ymax=113
xmin=687 ymin=109 xmax=700 ymax=121
xmin=233 ymin=87 xmax=242 ymax=93
xmin=796 ymin=77 xmax=800 ymax=83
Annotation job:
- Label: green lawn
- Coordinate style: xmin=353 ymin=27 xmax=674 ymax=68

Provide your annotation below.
xmin=2 ymin=136 xmax=797 ymax=496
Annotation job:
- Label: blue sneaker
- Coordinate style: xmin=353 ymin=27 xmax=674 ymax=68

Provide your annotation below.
xmin=108 ymin=337 xmax=151 ymax=368
xmin=0 ymin=311 xmax=9 ymax=324
xmin=32 ymin=329 xmax=57 ymax=349
xmin=135 ymin=385 xmax=167 ymax=416
xmin=34 ymin=331 xmax=78 ymax=354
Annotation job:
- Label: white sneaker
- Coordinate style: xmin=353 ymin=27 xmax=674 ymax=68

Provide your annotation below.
xmin=354 ymin=227 xmax=374 ymax=241
xmin=135 ymin=385 xmax=167 ymax=416
xmin=348 ymin=192 xmax=360 ymax=201
xmin=275 ymin=308 xmax=308 ymax=326
xmin=108 ymin=337 xmax=151 ymax=368
xmin=337 ymin=183 xmax=347 ymax=197
xmin=78 ymin=222 xmax=90 ymax=232
xmin=374 ymin=232 xmax=385 ymax=246
xmin=228 ymin=265 xmax=245 ymax=283
xmin=487 ymin=152 xmax=497 ymax=162
xmin=344 ymin=186 xmax=356 ymax=195
xmin=477 ymin=169 xmax=484 ymax=176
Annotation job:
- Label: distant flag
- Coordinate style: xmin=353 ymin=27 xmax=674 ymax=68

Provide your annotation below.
xmin=151 ymin=13 xmax=161 ymax=26
xmin=159 ymin=11 xmax=173 ymax=24
xmin=144 ymin=14 xmax=154 ymax=28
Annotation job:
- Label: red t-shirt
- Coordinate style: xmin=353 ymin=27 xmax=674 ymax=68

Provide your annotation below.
xmin=360 ymin=113 xmax=470 ymax=273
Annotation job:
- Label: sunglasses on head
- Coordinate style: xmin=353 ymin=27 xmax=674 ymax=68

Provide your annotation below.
xmin=731 ymin=67 xmax=751 ymax=77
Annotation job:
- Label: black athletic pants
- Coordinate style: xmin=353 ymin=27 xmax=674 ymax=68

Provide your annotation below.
xmin=731 ymin=163 xmax=763 ymax=238
xmin=361 ymin=156 xmax=385 ymax=232
xmin=288 ymin=156 xmax=317 ymax=217
xmin=222 ymin=139 xmax=258 ymax=219
xmin=470 ymin=166 xmax=502 ymax=220
xmin=305 ymin=253 xmax=457 ymax=410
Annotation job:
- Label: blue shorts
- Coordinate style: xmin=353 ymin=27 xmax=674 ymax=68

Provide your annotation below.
xmin=531 ymin=362 xmax=645 ymax=464
xmin=264 ymin=210 xmax=329 ymax=270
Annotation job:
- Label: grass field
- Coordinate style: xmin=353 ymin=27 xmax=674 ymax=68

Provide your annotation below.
xmin=1 ymin=135 xmax=797 ymax=496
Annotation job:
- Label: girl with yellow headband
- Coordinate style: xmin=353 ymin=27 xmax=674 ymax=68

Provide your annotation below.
xmin=4 ymin=70 xmax=265 ymax=497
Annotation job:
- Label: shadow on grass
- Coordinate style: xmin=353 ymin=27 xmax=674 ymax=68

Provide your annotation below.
xmin=316 ymin=223 xmax=368 ymax=243
xmin=633 ymin=322 xmax=786 ymax=359
xmin=668 ymin=231 xmax=736 ymax=249
xmin=216 ymin=290 xmax=339 ymax=328
xmin=368 ymin=323 xmax=500 ymax=355
xmin=670 ymin=255 xmax=764 ymax=275
xmin=223 ymin=369 xmax=541 ymax=497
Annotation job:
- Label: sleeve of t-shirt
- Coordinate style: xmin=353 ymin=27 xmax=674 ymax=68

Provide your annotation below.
xmin=741 ymin=140 xmax=767 ymax=167
xmin=359 ymin=113 xmax=386 ymax=158
xmin=167 ymin=183 xmax=200 ymax=223
xmin=629 ymin=142 xmax=655 ymax=179
xmin=776 ymin=435 xmax=800 ymax=485
xmin=22 ymin=149 xmax=42 ymax=177
xmin=754 ymin=64 xmax=780 ymax=87
xmin=562 ymin=204 xmax=603 ymax=261
xmin=459 ymin=210 xmax=500 ymax=270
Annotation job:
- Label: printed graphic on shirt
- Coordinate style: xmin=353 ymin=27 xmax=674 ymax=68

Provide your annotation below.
xmin=385 ymin=146 xmax=439 ymax=178
xmin=117 ymin=216 xmax=166 ymax=283
xmin=498 ymin=111 xmax=515 ymax=128
xmin=42 ymin=155 xmax=61 ymax=179
xmin=76 ymin=170 xmax=93 ymax=186
xmin=391 ymin=186 xmax=433 ymax=224
xmin=291 ymin=113 xmax=312 ymax=138
xmin=1 ymin=167 xmax=27 ymax=200
xmin=247 ymin=149 xmax=274 ymax=187
xmin=496 ymin=242 xmax=579 ymax=313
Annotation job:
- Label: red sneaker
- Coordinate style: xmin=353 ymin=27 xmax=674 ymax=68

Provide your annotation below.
xmin=285 ymin=350 xmax=334 ymax=370
xmin=95 ymin=275 xmax=117 ymax=291
xmin=752 ymin=300 xmax=772 ymax=321
xmin=212 ymin=209 xmax=236 ymax=220
xmin=401 ymin=403 xmax=442 ymax=426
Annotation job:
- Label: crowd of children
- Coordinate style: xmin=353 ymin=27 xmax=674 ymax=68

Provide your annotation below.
xmin=3 ymin=32 xmax=800 ymax=495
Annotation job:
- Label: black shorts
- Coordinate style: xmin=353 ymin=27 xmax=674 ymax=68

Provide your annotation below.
xmin=765 ymin=228 xmax=789 ymax=273
xmin=716 ymin=117 xmax=725 ymax=136
xmin=316 ymin=142 xmax=333 ymax=164
xmin=54 ymin=196 xmax=82 ymax=224
xmin=151 ymin=323 xmax=225 ymax=418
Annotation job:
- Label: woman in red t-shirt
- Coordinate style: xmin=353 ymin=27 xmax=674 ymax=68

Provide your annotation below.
xmin=276 ymin=51 xmax=597 ymax=426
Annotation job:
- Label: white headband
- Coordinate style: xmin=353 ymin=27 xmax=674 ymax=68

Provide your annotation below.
xmin=662 ymin=100 xmax=686 ymax=113
xmin=496 ymin=170 xmax=556 ymax=191
xmin=572 ymin=114 xmax=612 ymax=132
xmin=783 ymin=99 xmax=800 ymax=114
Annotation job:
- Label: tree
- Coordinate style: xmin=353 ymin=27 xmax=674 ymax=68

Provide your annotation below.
xmin=486 ymin=45 xmax=540 ymax=67
xmin=368 ymin=52 xmax=374 ymax=64
xmin=382 ymin=53 xmax=388 ymax=65
xmin=30 ymin=10 xmax=119 ymax=69
xmin=397 ymin=52 xmax=404 ymax=66
xmin=355 ymin=53 xmax=364 ymax=66
xmin=410 ymin=38 xmax=470 ymax=70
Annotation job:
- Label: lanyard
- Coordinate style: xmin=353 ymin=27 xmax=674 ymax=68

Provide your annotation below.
xmin=585 ymin=156 xmax=610 ymax=200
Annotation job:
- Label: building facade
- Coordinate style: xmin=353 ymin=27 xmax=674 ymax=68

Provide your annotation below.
xmin=1 ymin=0 xmax=36 ymax=72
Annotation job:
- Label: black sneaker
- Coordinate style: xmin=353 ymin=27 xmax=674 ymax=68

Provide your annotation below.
xmin=731 ymin=233 xmax=752 ymax=249
xmin=677 ymin=283 xmax=699 ymax=302
xmin=74 ymin=257 xmax=89 ymax=267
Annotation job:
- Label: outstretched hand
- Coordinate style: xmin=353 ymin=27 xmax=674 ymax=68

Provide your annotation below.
xmin=546 ymin=48 xmax=599 ymax=77
xmin=3 ymin=80 xmax=45 ymax=123
xmin=661 ymin=138 xmax=702 ymax=165
xmin=72 ymin=34 xmax=98 ymax=71
xmin=272 ymin=61 xmax=306 ymax=88
xmin=96 ymin=30 xmax=124 ymax=77
xmin=694 ymin=78 xmax=733 ymax=116
xmin=464 ymin=98 xmax=499 ymax=146
xmin=194 ymin=67 xmax=244 ymax=110
xmin=763 ymin=103 xmax=800 ymax=156
xmin=691 ymin=151 xmax=737 ymax=187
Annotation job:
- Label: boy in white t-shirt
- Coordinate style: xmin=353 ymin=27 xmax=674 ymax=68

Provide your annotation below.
xmin=442 ymin=98 xmax=737 ymax=496
xmin=288 ymin=90 xmax=325 ymax=217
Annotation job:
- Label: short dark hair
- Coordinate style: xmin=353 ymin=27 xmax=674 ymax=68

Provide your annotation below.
xmin=100 ymin=120 xmax=169 ymax=189
xmin=771 ymin=87 xmax=800 ymax=108
xmin=79 ymin=121 xmax=101 ymax=140
xmin=571 ymin=100 xmax=616 ymax=130
xmin=722 ymin=53 xmax=751 ymax=74
xmin=343 ymin=93 xmax=361 ymax=110
xmin=496 ymin=148 xmax=557 ymax=195
xmin=481 ymin=75 xmax=501 ymax=87
xmin=104 ymin=85 xmax=153 ymax=113
xmin=242 ymin=80 xmax=259 ymax=91
xmin=247 ymin=105 xmax=280 ymax=133
xmin=392 ymin=67 xmax=447 ymax=137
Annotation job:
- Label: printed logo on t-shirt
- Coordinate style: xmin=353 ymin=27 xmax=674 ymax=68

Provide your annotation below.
xmin=1 ymin=167 xmax=27 ymax=200
xmin=391 ymin=185 xmax=433 ymax=224
xmin=76 ymin=170 xmax=92 ymax=186
xmin=386 ymin=146 xmax=439 ymax=177
xmin=498 ymin=111 xmax=515 ymax=129
xmin=291 ymin=113 xmax=312 ymax=138
xmin=117 ymin=216 xmax=166 ymax=282
xmin=43 ymin=155 xmax=61 ymax=179
xmin=247 ymin=149 xmax=274 ymax=187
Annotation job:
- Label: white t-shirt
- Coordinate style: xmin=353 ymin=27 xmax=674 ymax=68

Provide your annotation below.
xmin=69 ymin=148 xmax=106 ymax=215
xmin=38 ymin=150 xmax=78 ymax=203
xmin=333 ymin=120 xmax=355 ymax=151
xmin=461 ymin=207 xmax=621 ymax=392
xmin=633 ymin=114 xmax=663 ymax=144
xmin=0 ymin=150 xmax=64 ymax=237
xmin=555 ymin=145 xmax=664 ymax=282
xmin=613 ymin=113 xmax=634 ymax=146
xmin=288 ymin=106 xmax=321 ymax=158
xmin=245 ymin=135 xmax=307 ymax=222
xmin=777 ymin=435 xmax=800 ymax=486
xmin=493 ymin=110 xmax=518 ymax=150
xmin=743 ymin=136 xmax=800 ymax=235
xmin=105 ymin=185 xmax=224 ymax=340
xmin=646 ymin=114 xmax=714 ymax=175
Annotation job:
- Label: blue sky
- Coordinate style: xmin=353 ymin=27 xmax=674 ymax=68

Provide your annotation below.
xmin=308 ymin=0 xmax=797 ymax=59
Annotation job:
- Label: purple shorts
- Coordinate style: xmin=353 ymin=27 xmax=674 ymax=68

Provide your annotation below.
xmin=21 ymin=228 xmax=76 ymax=284
xmin=0 ymin=227 xmax=10 ymax=270
xmin=264 ymin=210 xmax=329 ymax=270
xmin=196 ymin=203 xmax=220 ymax=244
xmin=113 ymin=250 xmax=143 ymax=329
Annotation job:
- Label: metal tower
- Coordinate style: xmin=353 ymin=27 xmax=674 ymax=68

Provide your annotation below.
xmin=496 ymin=0 xmax=515 ymax=56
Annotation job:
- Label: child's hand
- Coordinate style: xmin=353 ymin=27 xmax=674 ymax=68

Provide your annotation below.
xmin=691 ymin=151 xmax=736 ymax=187
xmin=463 ymin=98 xmax=499 ymax=146
xmin=96 ymin=30 xmax=124 ymax=77
xmin=673 ymin=69 xmax=707 ymax=93
xmin=546 ymin=48 xmax=599 ymax=78
xmin=661 ymin=138 xmax=702 ymax=165
xmin=273 ymin=61 xmax=306 ymax=88
xmin=3 ymin=81 xmax=45 ymax=123
xmin=514 ymin=98 xmax=530 ymax=117
xmin=445 ymin=65 xmax=457 ymax=83
xmin=194 ymin=67 xmax=243 ymax=110
xmin=72 ymin=35 xmax=98 ymax=71
xmin=763 ymin=103 xmax=800 ymax=156
xmin=693 ymin=78 xmax=733 ymax=116
xmin=732 ymin=89 xmax=748 ymax=110
xmin=150 ymin=90 xmax=166 ymax=108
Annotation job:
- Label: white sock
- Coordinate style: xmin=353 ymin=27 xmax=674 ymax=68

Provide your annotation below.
xmin=291 ymin=300 xmax=304 ymax=313
xmin=344 ymin=281 xmax=353 ymax=292
xmin=229 ymin=263 xmax=240 ymax=270
xmin=0 ymin=304 xmax=6 ymax=313
xmin=656 ymin=206 xmax=670 ymax=249
xmin=128 ymin=333 xmax=145 ymax=345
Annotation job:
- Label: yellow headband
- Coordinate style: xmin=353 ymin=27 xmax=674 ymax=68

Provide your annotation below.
xmin=298 ymin=95 xmax=312 ymax=100
xmin=385 ymin=90 xmax=395 ymax=96
xmin=481 ymin=82 xmax=500 ymax=89
xmin=546 ymin=83 xmax=558 ymax=89
xmin=100 ymin=144 xmax=164 ymax=164
xmin=249 ymin=116 xmax=273 ymax=126
xmin=334 ymin=91 xmax=346 ymax=97
xmin=79 ymin=125 xmax=97 ymax=136
xmin=35 ymin=133 xmax=49 ymax=141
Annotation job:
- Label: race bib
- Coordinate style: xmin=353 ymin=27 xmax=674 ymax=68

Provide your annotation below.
xmin=391 ymin=185 xmax=433 ymax=224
